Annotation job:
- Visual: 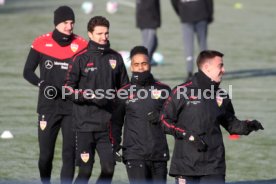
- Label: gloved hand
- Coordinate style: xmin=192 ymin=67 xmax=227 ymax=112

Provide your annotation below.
xmin=112 ymin=144 xmax=122 ymax=162
xmin=247 ymin=120 xmax=264 ymax=132
xmin=175 ymin=130 xmax=207 ymax=152
xmin=147 ymin=111 xmax=160 ymax=124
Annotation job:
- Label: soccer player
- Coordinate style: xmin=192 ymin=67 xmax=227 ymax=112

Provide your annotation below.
xmin=64 ymin=16 xmax=129 ymax=184
xmin=23 ymin=6 xmax=87 ymax=184
xmin=112 ymin=46 xmax=170 ymax=184
xmin=160 ymin=50 xmax=264 ymax=184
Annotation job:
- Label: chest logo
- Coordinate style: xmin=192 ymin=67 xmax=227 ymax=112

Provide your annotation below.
xmin=45 ymin=60 xmax=53 ymax=69
xmin=84 ymin=63 xmax=97 ymax=73
xmin=216 ymin=96 xmax=223 ymax=107
xmin=109 ymin=59 xmax=117 ymax=69
xmin=151 ymin=89 xmax=161 ymax=99
xmin=187 ymin=96 xmax=200 ymax=105
xmin=70 ymin=43 xmax=79 ymax=53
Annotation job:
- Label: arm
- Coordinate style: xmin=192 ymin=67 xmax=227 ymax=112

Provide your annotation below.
xmin=160 ymin=89 xmax=186 ymax=137
xmin=117 ymin=55 xmax=129 ymax=89
xmin=221 ymin=99 xmax=264 ymax=135
xmin=23 ymin=48 xmax=41 ymax=86
xmin=160 ymin=88 xmax=207 ymax=152
xmin=63 ymin=56 xmax=84 ymax=103
xmin=111 ymin=96 xmax=126 ymax=150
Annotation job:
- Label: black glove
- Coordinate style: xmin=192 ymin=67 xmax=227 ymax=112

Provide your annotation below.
xmin=175 ymin=131 xmax=207 ymax=152
xmin=207 ymin=16 xmax=214 ymax=24
xmin=147 ymin=111 xmax=160 ymax=124
xmin=112 ymin=144 xmax=122 ymax=162
xmin=247 ymin=120 xmax=264 ymax=132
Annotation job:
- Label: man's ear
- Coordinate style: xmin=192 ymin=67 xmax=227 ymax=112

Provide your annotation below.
xmin=87 ymin=31 xmax=93 ymax=40
xmin=202 ymin=62 xmax=209 ymax=73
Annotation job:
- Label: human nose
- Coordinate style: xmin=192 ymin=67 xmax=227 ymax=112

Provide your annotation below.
xmin=221 ymin=66 xmax=225 ymax=74
xmin=67 ymin=23 xmax=73 ymax=30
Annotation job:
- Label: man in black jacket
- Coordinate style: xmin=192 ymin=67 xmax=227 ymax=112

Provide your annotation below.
xmin=136 ymin=0 xmax=161 ymax=63
xmin=64 ymin=16 xmax=129 ymax=184
xmin=171 ymin=0 xmax=213 ymax=80
xmin=111 ymin=46 xmax=170 ymax=184
xmin=23 ymin=6 xmax=87 ymax=184
xmin=160 ymin=50 xmax=264 ymax=184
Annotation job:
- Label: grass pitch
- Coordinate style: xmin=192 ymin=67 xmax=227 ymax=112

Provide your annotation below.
xmin=0 ymin=0 xmax=275 ymax=183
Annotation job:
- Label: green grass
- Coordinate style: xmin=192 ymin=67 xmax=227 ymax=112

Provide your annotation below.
xmin=0 ymin=0 xmax=275 ymax=183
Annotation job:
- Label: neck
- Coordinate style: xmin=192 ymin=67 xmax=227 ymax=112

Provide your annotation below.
xmin=52 ymin=29 xmax=73 ymax=46
xmin=131 ymin=71 xmax=154 ymax=86
xmin=195 ymin=70 xmax=220 ymax=90
xmin=88 ymin=40 xmax=110 ymax=52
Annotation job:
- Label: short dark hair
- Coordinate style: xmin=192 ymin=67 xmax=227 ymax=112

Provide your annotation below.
xmin=196 ymin=50 xmax=224 ymax=69
xmin=130 ymin=46 xmax=149 ymax=59
xmin=87 ymin=16 xmax=110 ymax=32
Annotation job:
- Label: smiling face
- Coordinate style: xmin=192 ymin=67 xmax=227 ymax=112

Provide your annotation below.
xmin=55 ymin=20 xmax=74 ymax=35
xmin=88 ymin=26 xmax=109 ymax=45
xmin=203 ymin=56 xmax=225 ymax=82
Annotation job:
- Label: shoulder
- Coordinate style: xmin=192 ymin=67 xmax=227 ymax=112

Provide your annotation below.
xmin=171 ymin=81 xmax=193 ymax=95
xmin=72 ymin=34 xmax=88 ymax=50
xmin=108 ymin=49 xmax=123 ymax=59
xmin=31 ymin=32 xmax=53 ymax=50
xmin=154 ymin=81 xmax=171 ymax=90
xmin=72 ymin=49 xmax=89 ymax=63
xmin=117 ymin=83 xmax=131 ymax=92
xmin=154 ymin=81 xmax=170 ymax=88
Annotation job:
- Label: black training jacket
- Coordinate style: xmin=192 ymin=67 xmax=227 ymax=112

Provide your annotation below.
xmin=136 ymin=0 xmax=161 ymax=29
xmin=64 ymin=40 xmax=129 ymax=132
xmin=111 ymin=74 xmax=170 ymax=161
xmin=160 ymin=71 xmax=252 ymax=176
xmin=171 ymin=0 xmax=213 ymax=23
xmin=23 ymin=32 xmax=87 ymax=114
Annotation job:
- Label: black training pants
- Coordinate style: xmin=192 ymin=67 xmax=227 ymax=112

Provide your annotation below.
xmin=38 ymin=113 xmax=75 ymax=184
xmin=74 ymin=131 xmax=115 ymax=184
xmin=126 ymin=160 xmax=167 ymax=184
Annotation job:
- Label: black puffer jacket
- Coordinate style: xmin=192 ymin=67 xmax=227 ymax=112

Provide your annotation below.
xmin=64 ymin=40 xmax=129 ymax=132
xmin=161 ymin=70 xmax=252 ymax=176
xmin=112 ymin=73 xmax=170 ymax=161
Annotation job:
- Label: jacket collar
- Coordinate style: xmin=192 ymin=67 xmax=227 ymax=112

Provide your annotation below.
xmin=193 ymin=70 xmax=220 ymax=91
xmin=88 ymin=40 xmax=110 ymax=53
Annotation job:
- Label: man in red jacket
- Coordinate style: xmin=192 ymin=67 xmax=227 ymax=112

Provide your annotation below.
xmin=23 ymin=6 xmax=87 ymax=184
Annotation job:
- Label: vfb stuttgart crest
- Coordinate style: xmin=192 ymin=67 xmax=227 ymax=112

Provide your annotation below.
xmin=109 ymin=59 xmax=117 ymax=69
xmin=151 ymin=89 xmax=161 ymax=99
xmin=81 ymin=152 xmax=90 ymax=163
xmin=216 ymin=95 xmax=223 ymax=107
xmin=70 ymin=43 xmax=79 ymax=53
xmin=40 ymin=120 xmax=47 ymax=131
